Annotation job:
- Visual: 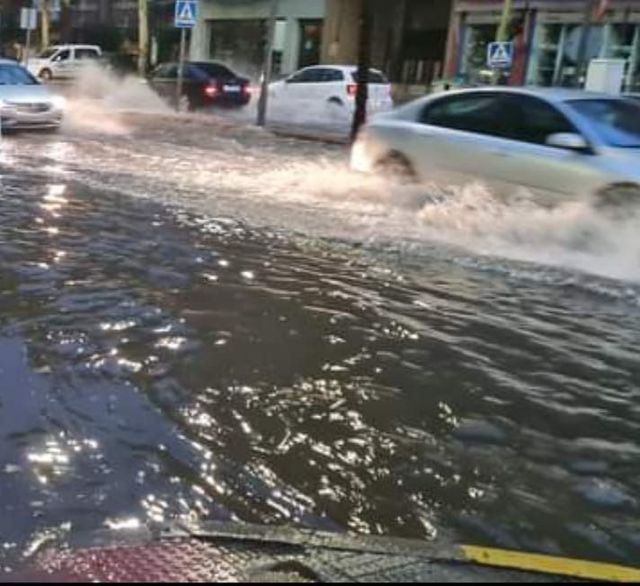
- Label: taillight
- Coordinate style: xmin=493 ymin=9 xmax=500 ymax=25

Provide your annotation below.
xmin=243 ymin=85 xmax=252 ymax=95
xmin=347 ymin=84 xmax=357 ymax=97
xmin=204 ymin=85 xmax=217 ymax=97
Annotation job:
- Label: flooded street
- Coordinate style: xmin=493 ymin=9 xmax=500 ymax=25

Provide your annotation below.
xmin=1 ymin=105 xmax=639 ymax=572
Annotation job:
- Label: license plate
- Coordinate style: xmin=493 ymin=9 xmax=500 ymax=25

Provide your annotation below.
xmin=223 ymin=85 xmax=241 ymax=93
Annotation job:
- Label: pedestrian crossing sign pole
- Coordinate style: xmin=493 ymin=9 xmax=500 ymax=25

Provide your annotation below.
xmin=174 ymin=0 xmax=198 ymax=113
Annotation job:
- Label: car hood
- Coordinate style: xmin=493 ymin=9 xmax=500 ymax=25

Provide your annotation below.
xmin=0 ymin=84 xmax=53 ymax=103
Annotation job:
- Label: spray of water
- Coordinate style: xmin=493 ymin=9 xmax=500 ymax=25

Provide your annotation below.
xmin=33 ymin=65 xmax=640 ymax=285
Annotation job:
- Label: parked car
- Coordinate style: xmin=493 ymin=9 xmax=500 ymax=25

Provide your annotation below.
xmin=27 ymin=45 xmax=103 ymax=81
xmin=0 ymin=60 xmax=65 ymax=131
xmin=268 ymin=65 xmax=394 ymax=129
xmin=149 ymin=62 xmax=251 ymax=110
xmin=351 ymin=87 xmax=640 ymax=205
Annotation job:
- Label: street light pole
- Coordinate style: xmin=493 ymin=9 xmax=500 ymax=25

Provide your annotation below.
xmin=257 ymin=0 xmax=277 ymax=127
xmin=351 ymin=0 xmax=372 ymax=143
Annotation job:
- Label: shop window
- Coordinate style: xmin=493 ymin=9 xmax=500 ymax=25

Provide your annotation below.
xmin=461 ymin=24 xmax=496 ymax=84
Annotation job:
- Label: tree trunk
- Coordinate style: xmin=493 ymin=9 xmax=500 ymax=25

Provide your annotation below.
xmin=138 ymin=0 xmax=149 ymax=76
xmin=41 ymin=0 xmax=51 ymax=51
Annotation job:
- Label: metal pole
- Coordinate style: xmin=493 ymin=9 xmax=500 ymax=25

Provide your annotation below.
xmin=492 ymin=0 xmax=513 ymax=85
xmin=25 ymin=26 xmax=31 ymax=69
xmin=351 ymin=0 xmax=372 ymax=142
xmin=496 ymin=0 xmax=514 ymax=43
xmin=257 ymin=0 xmax=277 ymax=127
xmin=176 ymin=27 xmax=186 ymax=111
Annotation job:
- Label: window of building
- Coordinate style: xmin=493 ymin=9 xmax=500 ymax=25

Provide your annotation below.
xmin=461 ymin=25 xmax=496 ymax=85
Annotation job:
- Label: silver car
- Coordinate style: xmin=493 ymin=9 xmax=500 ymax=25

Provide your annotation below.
xmin=352 ymin=87 xmax=640 ymax=205
xmin=0 ymin=59 xmax=65 ymax=131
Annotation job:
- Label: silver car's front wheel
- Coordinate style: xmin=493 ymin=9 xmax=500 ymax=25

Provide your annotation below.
xmin=597 ymin=184 xmax=640 ymax=216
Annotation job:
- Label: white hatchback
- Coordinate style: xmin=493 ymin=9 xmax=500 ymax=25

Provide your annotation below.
xmin=268 ymin=65 xmax=394 ymax=133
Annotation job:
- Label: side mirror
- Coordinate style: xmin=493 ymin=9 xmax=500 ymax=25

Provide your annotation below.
xmin=546 ymin=132 xmax=590 ymax=152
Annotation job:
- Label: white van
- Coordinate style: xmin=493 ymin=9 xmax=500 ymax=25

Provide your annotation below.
xmin=27 ymin=45 xmax=103 ymax=81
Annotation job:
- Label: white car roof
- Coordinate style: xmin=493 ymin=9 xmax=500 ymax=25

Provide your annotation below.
xmin=299 ymin=64 xmax=385 ymax=75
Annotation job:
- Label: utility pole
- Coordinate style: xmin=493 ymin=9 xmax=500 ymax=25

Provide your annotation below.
xmin=257 ymin=0 xmax=277 ymax=127
xmin=351 ymin=0 xmax=372 ymax=142
xmin=138 ymin=0 xmax=150 ymax=76
xmin=575 ymin=0 xmax=599 ymax=88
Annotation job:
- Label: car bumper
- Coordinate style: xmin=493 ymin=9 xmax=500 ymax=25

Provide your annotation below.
xmin=1 ymin=108 xmax=63 ymax=130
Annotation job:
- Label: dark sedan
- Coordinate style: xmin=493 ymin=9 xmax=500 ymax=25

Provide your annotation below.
xmin=149 ymin=61 xmax=252 ymax=110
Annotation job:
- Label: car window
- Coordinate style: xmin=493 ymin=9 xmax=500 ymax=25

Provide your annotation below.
xmin=39 ymin=48 xmax=58 ymax=59
xmin=54 ymin=49 xmax=71 ymax=62
xmin=420 ymin=93 xmax=510 ymax=138
xmin=351 ymin=70 xmax=388 ymax=84
xmin=566 ymin=98 xmax=640 ymax=148
xmin=0 ymin=64 xmax=38 ymax=85
xmin=505 ymin=95 xmax=577 ymax=145
xmin=319 ymin=69 xmax=344 ymax=82
xmin=191 ymin=62 xmax=235 ymax=79
xmin=288 ymin=68 xmax=322 ymax=83
xmin=76 ymin=49 xmax=100 ymax=60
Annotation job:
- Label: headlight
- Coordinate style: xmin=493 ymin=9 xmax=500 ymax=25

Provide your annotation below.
xmin=51 ymin=95 xmax=67 ymax=110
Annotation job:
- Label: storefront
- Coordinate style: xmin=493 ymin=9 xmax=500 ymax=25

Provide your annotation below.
xmin=447 ymin=0 xmax=640 ymax=90
xmin=190 ymin=0 xmax=326 ymax=80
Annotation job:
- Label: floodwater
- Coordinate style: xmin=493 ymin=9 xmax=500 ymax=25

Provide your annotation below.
xmin=0 ymin=85 xmax=639 ymax=573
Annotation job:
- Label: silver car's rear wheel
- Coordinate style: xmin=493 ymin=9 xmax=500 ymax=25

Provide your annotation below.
xmin=374 ymin=152 xmax=417 ymax=183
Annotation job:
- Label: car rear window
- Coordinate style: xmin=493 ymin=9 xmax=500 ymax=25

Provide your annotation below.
xmin=192 ymin=62 xmax=235 ymax=79
xmin=0 ymin=64 xmax=37 ymax=85
xmin=567 ymin=99 xmax=640 ymax=148
xmin=351 ymin=70 xmax=388 ymax=84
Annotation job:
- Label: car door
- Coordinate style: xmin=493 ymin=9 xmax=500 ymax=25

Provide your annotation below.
xmin=74 ymin=47 xmax=100 ymax=76
xmin=51 ymin=48 xmax=73 ymax=79
xmin=409 ymin=92 xmax=512 ymax=188
xmin=482 ymin=94 xmax=606 ymax=201
xmin=277 ymin=68 xmax=321 ymax=124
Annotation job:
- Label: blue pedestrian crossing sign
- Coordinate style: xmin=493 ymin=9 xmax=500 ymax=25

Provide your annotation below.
xmin=175 ymin=0 xmax=198 ymax=29
xmin=487 ymin=42 xmax=514 ymax=69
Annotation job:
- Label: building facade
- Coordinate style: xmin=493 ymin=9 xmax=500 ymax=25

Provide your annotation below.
xmin=189 ymin=0 xmax=327 ymax=79
xmin=321 ymin=0 xmax=453 ymax=85
xmin=446 ymin=0 xmax=640 ymax=91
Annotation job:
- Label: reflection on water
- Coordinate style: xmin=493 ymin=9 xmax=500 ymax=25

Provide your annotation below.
xmin=0 ymin=173 xmax=639 ymax=572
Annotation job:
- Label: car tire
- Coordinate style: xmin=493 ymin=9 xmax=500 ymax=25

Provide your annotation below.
xmin=596 ymin=184 xmax=640 ymax=218
xmin=39 ymin=69 xmax=53 ymax=82
xmin=375 ymin=152 xmax=417 ymax=184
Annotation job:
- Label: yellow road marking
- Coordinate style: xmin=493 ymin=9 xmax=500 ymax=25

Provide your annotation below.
xmin=462 ymin=545 xmax=640 ymax=582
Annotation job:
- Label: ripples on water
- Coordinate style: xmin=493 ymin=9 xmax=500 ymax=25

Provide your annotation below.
xmin=0 ymin=170 xmax=639 ymax=572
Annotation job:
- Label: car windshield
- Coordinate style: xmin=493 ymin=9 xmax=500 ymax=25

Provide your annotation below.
xmin=566 ymin=98 xmax=640 ymax=148
xmin=0 ymin=64 xmax=37 ymax=85
xmin=38 ymin=48 xmax=59 ymax=59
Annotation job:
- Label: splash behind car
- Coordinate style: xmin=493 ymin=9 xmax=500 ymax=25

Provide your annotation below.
xmin=0 ymin=60 xmax=65 ymax=131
